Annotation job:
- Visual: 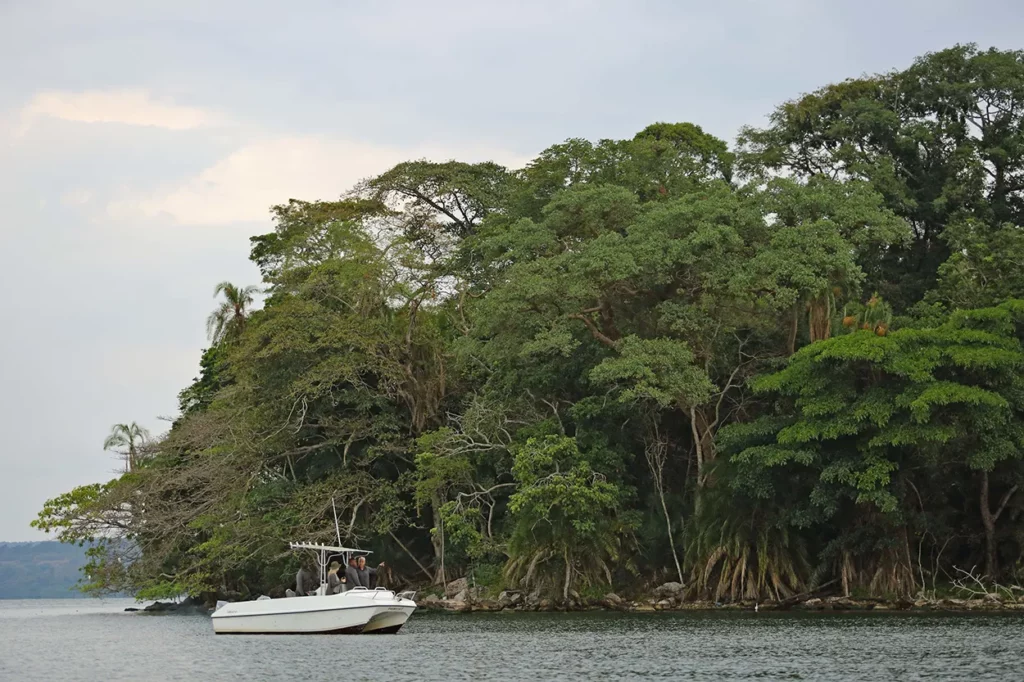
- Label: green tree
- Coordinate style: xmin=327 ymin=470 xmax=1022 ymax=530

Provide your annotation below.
xmin=206 ymin=281 xmax=259 ymax=344
xmin=732 ymin=301 xmax=1024 ymax=587
xmin=103 ymin=422 xmax=150 ymax=473
xmin=506 ymin=436 xmax=637 ymax=600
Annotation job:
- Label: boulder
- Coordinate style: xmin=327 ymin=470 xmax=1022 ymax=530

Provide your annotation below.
xmin=652 ymin=582 xmax=685 ymax=600
xmin=445 ymin=577 xmax=469 ymax=599
xmin=124 ymin=607 xmax=140 ymax=612
xmin=440 ymin=599 xmax=471 ymax=612
xmin=475 ymin=599 xmax=502 ymax=612
xmin=654 ymin=599 xmax=674 ymax=610
xmin=537 ymin=598 xmax=552 ymax=611
xmin=421 ymin=593 xmax=441 ymax=605
xmin=143 ymin=601 xmax=174 ymax=612
xmin=498 ymin=590 xmax=523 ymax=607
xmin=452 ymin=588 xmax=470 ymax=603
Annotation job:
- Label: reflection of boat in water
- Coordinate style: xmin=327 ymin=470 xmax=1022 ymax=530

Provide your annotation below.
xmin=211 ymin=542 xmax=417 ymax=635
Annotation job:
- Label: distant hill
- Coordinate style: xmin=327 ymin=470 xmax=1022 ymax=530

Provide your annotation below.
xmin=0 ymin=541 xmax=89 ymax=599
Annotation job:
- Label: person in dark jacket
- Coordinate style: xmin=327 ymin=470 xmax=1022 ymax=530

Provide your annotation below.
xmin=344 ymin=556 xmax=361 ymax=589
xmin=356 ymin=556 xmax=385 ymax=589
xmin=296 ymin=566 xmax=316 ymax=595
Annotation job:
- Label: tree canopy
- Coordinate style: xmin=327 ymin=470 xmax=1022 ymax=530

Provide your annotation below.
xmin=36 ymin=44 xmax=1024 ymax=603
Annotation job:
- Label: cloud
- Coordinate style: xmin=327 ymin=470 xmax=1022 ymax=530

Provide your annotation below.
xmin=61 ymin=188 xmax=93 ymax=206
xmin=107 ymin=135 xmax=529 ymax=226
xmin=17 ymin=90 xmax=219 ymax=135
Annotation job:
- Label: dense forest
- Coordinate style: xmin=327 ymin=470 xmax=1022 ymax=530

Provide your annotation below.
xmin=35 ymin=45 xmax=1024 ymax=604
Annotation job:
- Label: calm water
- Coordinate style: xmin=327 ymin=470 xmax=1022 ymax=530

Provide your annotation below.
xmin=1 ymin=599 xmax=1022 ymax=681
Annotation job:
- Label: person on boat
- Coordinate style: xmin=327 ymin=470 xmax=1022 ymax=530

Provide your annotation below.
xmin=356 ymin=555 xmax=385 ymax=588
xmin=327 ymin=561 xmax=345 ymax=594
xmin=296 ymin=565 xmax=316 ymax=596
xmin=345 ymin=556 xmax=361 ymax=589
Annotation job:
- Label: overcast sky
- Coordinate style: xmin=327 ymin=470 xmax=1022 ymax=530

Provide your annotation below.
xmin=2 ymin=0 xmax=1022 ymax=542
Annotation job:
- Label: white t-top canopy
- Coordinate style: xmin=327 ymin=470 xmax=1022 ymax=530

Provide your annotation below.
xmin=289 ymin=542 xmax=372 ymax=554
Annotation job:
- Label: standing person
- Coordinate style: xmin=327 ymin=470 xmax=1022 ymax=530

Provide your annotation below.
xmin=296 ymin=565 xmax=316 ymax=596
xmin=327 ymin=561 xmax=344 ymax=594
xmin=345 ymin=556 xmax=361 ymax=589
xmin=356 ymin=555 xmax=385 ymax=589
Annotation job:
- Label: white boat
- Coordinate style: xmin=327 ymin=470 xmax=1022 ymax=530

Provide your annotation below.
xmin=211 ymin=542 xmax=417 ymax=635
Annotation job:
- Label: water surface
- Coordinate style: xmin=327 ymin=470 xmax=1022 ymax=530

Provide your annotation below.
xmin=1 ymin=599 xmax=1021 ymax=680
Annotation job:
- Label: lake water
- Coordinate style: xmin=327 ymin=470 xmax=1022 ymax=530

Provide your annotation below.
xmin=1 ymin=599 xmax=1022 ymax=681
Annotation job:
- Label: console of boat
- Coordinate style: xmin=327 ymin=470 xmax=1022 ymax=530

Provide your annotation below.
xmin=211 ymin=542 xmax=417 ymax=635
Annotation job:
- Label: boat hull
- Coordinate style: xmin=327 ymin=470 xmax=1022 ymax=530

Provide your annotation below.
xmin=211 ymin=591 xmax=416 ymax=635
xmin=361 ymin=604 xmax=416 ymax=634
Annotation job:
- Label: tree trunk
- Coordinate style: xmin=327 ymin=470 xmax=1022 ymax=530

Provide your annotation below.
xmin=658 ymin=486 xmax=684 ymax=585
xmin=980 ymin=471 xmax=997 ymax=579
xmin=808 ymin=294 xmax=832 ymax=343
xmin=787 ymin=305 xmax=799 ymax=355
xmin=979 ymin=471 xmax=1019 ymax=580
xmin=690 ymin=406 xmax=716 ymax=488
xmin=563 ymin=548 xmax=572 ymax=602
xmin=431 ymin=494 xmax=447 ymax=586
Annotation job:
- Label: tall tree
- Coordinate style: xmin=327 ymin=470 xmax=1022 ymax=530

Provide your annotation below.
xmin=206 ymin=281 xmax=259 ymax=344
xmin=103 ymin=422 xmax=150 ymax=473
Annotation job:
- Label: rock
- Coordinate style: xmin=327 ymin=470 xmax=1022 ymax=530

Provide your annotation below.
xmin=143 ymin=601 xmax=174 ymax=612
xmin=525 ymin=588 xmax=543 ymax=609
xmin=475 ymin=599 xmax=502 ymax=612
xmin=445 ymin=578 xmax=469 ymax=599
xmin=440 ymin=599 xmax=471 ymax=612
xmin=498 ymin=590 xmax=523 ymax=607
xmin=422 ymin=593 xmax=441 ymax=605
xmin=452 ymin=589 xmax=470 ymax=603
xmin=654 ymin=599 xmax=674 ymax=610
xmin=124 ymin=607 xmax=139 ymax=612
xmin=826 ymin=597 xmax=871 ymax=610
xmin=652 ymin=582 xmax=685 ymax=600
xmin=603 ymin=592 xmax=623 ymax=604
xmin=633 ymin=603 xmax=656 ymax=612
xmin=537 ymin=598 xmax=552 ymax=611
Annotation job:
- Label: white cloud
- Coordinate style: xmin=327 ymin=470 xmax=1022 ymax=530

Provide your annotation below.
xmin=107 ymin=135 xmax=529 ymax=226
xmin=61 ymin=188 xmax=93 ymax=206
xmin=17 ymin=90 xmax=219 ymax=135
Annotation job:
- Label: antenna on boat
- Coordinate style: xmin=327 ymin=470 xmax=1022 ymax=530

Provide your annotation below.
xmin=331 ymin=497 xmax=343 ymax=547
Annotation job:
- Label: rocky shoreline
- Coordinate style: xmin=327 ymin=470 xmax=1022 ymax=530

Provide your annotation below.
xmin=123 ymin=579 xmax=1024 ymax=615
xmin=414 ymin=579 xmax=1024 ymax=614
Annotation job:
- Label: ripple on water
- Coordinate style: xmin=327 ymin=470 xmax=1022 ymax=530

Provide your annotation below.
xmin=1 ymin=600 xmax=1022 ymax=681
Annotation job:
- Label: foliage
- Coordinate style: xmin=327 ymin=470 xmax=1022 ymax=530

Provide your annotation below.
xmin=33 ymin=45 xmax=1024 ymax=603
xmin=505 ymin=436 xmax=638 ymax=599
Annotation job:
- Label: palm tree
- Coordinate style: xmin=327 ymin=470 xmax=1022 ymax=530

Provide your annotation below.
xmin=206 ymin=281 xmax=259 ymax=344
xmin=104 ymin=422 xmax=151 ymax=473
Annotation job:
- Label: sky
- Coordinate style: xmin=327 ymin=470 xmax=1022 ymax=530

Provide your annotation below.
xmin=2 ymin=0 xmax=1023 ymax=542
